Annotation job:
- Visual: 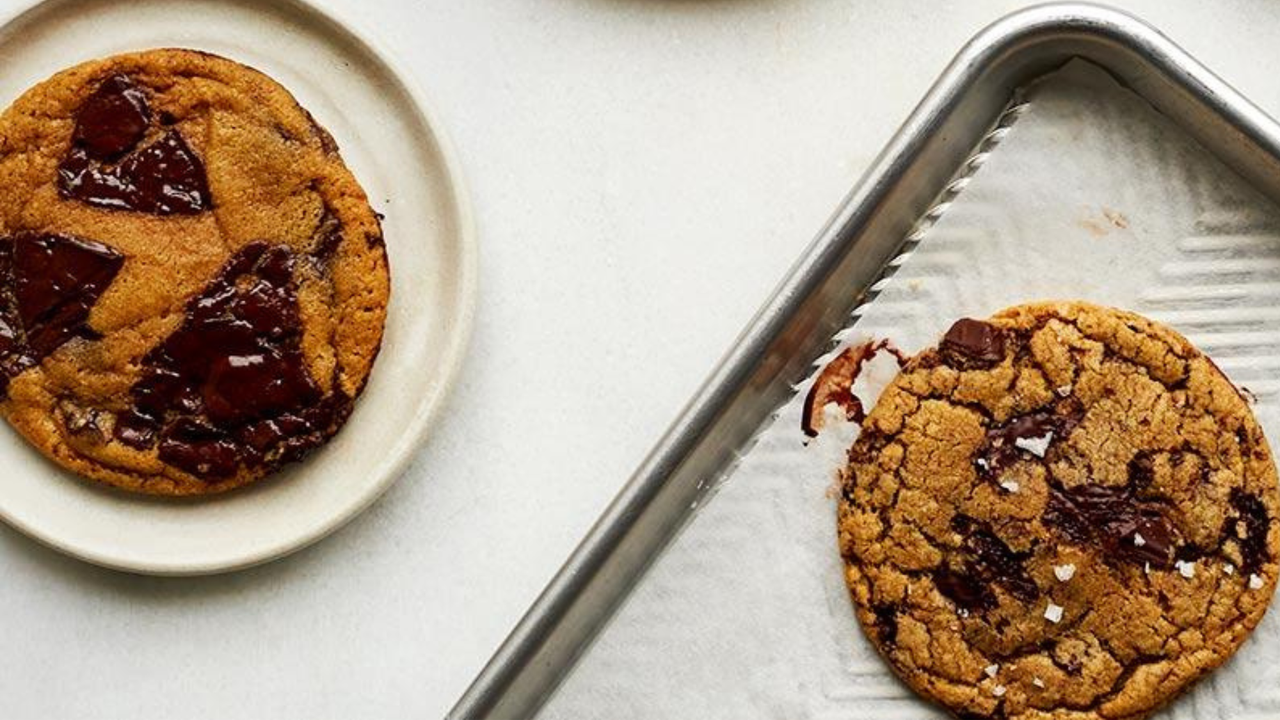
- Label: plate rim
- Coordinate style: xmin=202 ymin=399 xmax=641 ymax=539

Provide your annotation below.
xmin=0 ymin=0 xmax=479 ymax=575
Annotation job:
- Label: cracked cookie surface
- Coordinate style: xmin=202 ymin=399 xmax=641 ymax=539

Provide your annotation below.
xmin=0 ymin=50 xmax=389 ymax=496
xmin=838 ymin=301 xmax=1280 ymax=719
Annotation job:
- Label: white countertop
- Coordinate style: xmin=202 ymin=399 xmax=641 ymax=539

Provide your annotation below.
xmin=3 ymin=1 xmax=1279 ymax=718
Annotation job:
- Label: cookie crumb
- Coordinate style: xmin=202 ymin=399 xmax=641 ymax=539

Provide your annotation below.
xmin=984 ymin=663 xmax=999 ymax=678
xmin=1044 ymin=602 xmax=1064 ymax=623
xmin=999 ymin=479 xmax=1020 ymax=493
xmin=1249 ymin=573 xmax=1264 ymax=590
xmin=1175 ymin=560 xmax=1196 ymax=579
xmin=1053 ymin=563 xmax=1076 ymax=582
xmin=1014 ymin=432 xmax=1053 ymax=458
xmin=1239 ymin=385 xmax=1258 ymax=405
xmin=801 ymin=339 xmax=903 ymax=436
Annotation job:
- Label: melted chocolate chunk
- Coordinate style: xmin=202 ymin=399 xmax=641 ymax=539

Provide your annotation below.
xmin=73 ymin=75 xmax=150 ymax=161
xmin=940 ymin=318 xmax=1005 ymax=368
xmin=117 ymin=243 xmax=348 ymax=480
xmin=1227 ymin=490 xmax=1271 ymax=574
xmin=947 ymin=516 xmax=1040 ymax=607
xmin=114 ymin=411 xmax=157 ymax=449
xmin=237 ymin=391 xmax=352 ymax=466
xmin=0 ymin=320 xmax=19 ymax=367
xmin=58 ymin=75 xmax=211 ymax=215
xmin=310 ymin=207 xmax=344 ymax=267
xmin=969 ymin=529 xmax=1039 ymax=602
xmin=0 ymin=233 xmax=124 ymax=396
xmin=1128 ymin=451 xmax=1155 ymax=491
xmin=872 ymin=604 xmax=899 ymax=646
xmin=975 ymin=409 xmax=1080 ymax=480
xmin=304 ymin=108 xmax=340 ymax=155
xmin=60 ymin=130 xmax=211 ymax=215
xmin=934 ymin=565 xmax=996 ymax=613
xmin=1044 ymin=483 xmax=1176 ymax=569
xmin=159 ymin=418 xmax=239 ymax=479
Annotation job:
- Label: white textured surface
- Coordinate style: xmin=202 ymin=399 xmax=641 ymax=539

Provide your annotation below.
xmin=543 ymin=63 xmax=1280 ymax=720
xmin=4 ymin=1 xmax=1280 ymax=719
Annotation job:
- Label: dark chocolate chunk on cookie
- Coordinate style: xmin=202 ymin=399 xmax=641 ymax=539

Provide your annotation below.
xmin=0 ymin=233 xmax=124 ymax=395
xmin=58 ymin=74 xmax=212 ymax=215
xmin=73 ymin=74 xmax=150 ymax=161
xmin=117 ymin=243 xmax=351 ymax=480
xmin=941 ymin=317 xmax=1006 ymax=368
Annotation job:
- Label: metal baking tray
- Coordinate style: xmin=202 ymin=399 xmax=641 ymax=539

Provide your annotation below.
xmin=451 ymin=4 xmax=1280 ymax=718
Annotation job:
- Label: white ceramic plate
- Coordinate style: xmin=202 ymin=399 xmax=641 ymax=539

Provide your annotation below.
xmin=0 ymin=0 xmax=476 ymax=574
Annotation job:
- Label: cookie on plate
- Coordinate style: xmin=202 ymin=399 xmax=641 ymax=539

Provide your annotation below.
xmin=837 ymin=301 xmax=1279 ymax=719
xmin=0 ymin=49 xmax=389 ymax=496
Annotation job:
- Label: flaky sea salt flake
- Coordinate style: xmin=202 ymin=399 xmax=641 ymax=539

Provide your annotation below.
xmin=992 ymin=685 xmax=1007 ymax=697
xmin=1033 ymin=677 xmax=1046 ymax=689
xmin=1175 ymin=560 xmax=1195 ymax=579
xmin=1250 ymin=574 xmax=1265 ymax=590
xmin=1044 ymin=602 xmax=1064 ymax=623
xmin=1053 ymin=563 xmax=1076 ymax=582
xmin=985 ymin=664 xmax=999 ymax=678
xmin=1000 ymin=479 xmax=1020 ymax=493
xmin=1014 ymin=432 xmax=1053 ymax=458
xmin=1133 ymin=533 xmax=1146 ymax=547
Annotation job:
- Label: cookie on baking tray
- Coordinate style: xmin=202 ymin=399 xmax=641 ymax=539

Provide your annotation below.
xmin=0 ymin=49 xmax=389 ymax=496
xmin=835 ymin=301 xmax=1279 ymax=719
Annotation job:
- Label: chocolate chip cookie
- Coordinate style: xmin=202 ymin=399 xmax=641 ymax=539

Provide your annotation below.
xmin=0 ymin=50 xmax=389 ymax=496
xmin=837 ymin=301 xmax=1279 ymax=719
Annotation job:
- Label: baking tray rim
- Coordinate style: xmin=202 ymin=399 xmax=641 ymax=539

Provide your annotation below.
xmin=451 ymin=4 xmax=1280 ymax=718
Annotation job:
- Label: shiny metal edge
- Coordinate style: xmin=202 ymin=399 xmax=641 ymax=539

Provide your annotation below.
xmin=450 ymin=4 xmax=1280 ymax=718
